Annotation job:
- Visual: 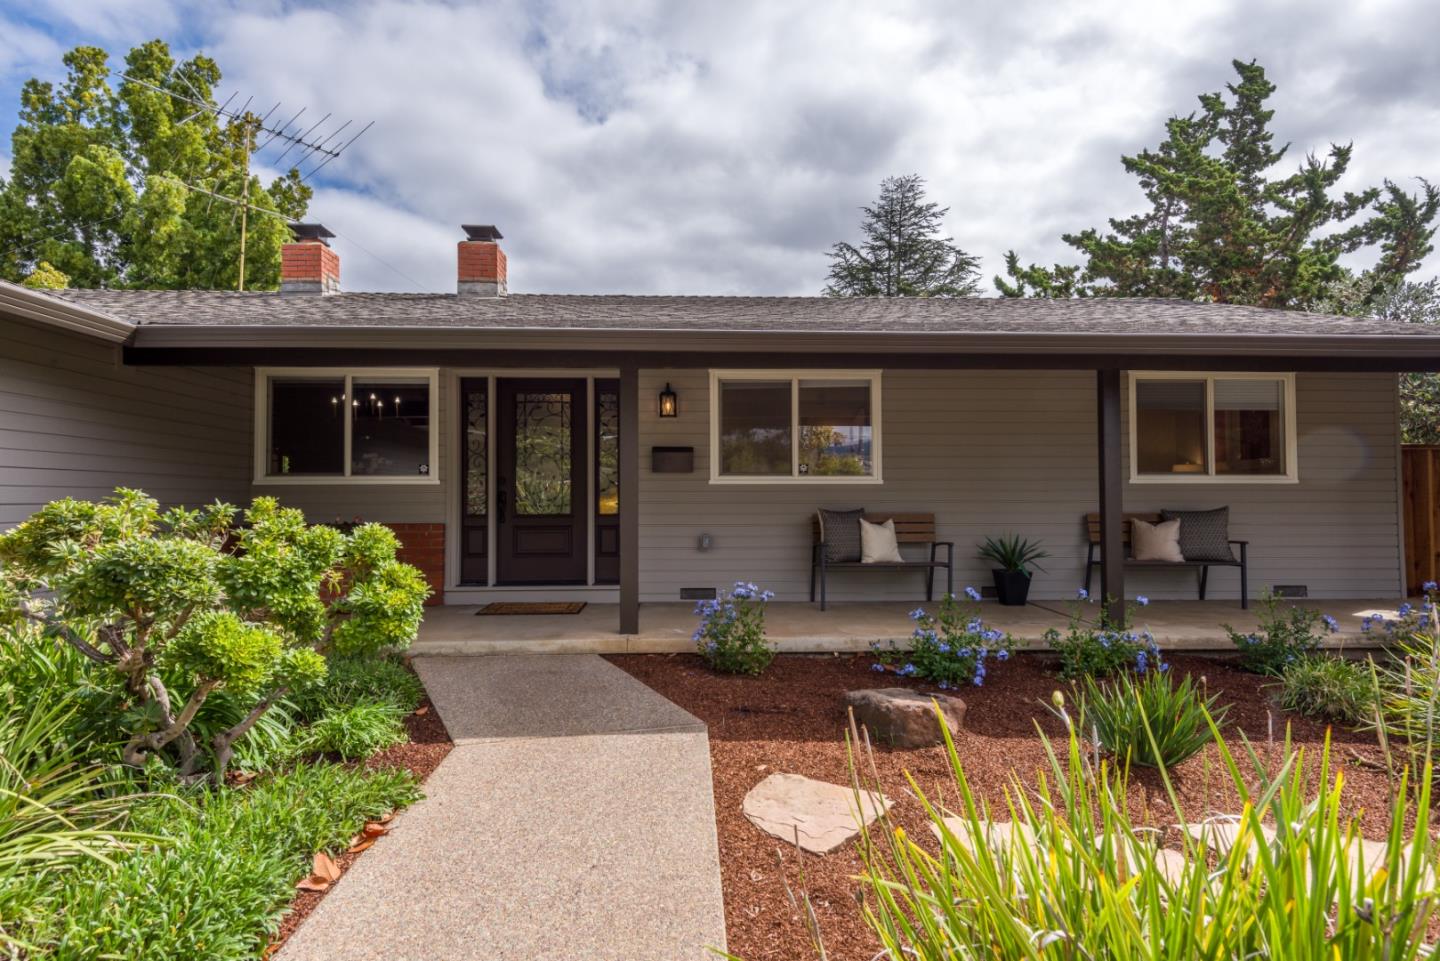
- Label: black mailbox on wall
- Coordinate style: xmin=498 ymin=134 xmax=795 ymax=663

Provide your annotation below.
xmin=651 ymin=446 xmax=695 ymax=473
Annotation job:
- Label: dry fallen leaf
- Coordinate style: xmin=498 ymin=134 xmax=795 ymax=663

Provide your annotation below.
xmin=379 ymin=811 xmax=396 ymax=824
xmin=295 ymin=875 xmax=330 ymax=893
xmin=414 ymin=706 xmax=430 ymax=716
xmin=232 ymin=771 xmax=257 ymax=786
xmin=348 ymin=838 xmax=376 ymax=854
xmin=362 ymin=822 xmax=389 ymax=839
xmin=312 ymin=851 xmax=342 ymax=882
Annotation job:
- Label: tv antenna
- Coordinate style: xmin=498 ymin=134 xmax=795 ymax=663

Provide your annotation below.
xmin=119 ymin=72 xmax=373 ymax=290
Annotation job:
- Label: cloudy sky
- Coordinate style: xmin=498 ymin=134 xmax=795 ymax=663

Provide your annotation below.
xmin=3 ymin=0 xmax=1439 ymax=294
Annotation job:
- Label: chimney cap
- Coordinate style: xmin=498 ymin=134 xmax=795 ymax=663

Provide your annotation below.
xmin=461 ymin=224 xmax=503 ymax=242
xmin=289 ymin=222 xmax=336 ymax=244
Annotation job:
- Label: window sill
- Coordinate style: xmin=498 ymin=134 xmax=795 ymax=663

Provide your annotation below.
xmin=708 ymin=475 xmax=884 ymax=485
xmin=1129 ymin=474 xmax=1298 ymax=485
xmin=254 ymin=475 xmax=441 ymax=486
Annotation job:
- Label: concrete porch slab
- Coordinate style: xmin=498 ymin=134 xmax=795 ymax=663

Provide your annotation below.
xmin=411 ymin=598 xmax=1410 ymax=656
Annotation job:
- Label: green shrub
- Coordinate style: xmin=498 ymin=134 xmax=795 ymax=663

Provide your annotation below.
xmin=872 ymin=589 xmax=1012 ymax=688
xmin=293 ymin=700 xmax=408 ymax=760
xmin=694 ymin=582 xmax=775 ymax=675
xmin=1044 ymin=591 xmax=1164 ymax=679
xmin=0 ymin=490 xmax=430 ymax=781
xmin=290 ymin=655 xmax=424 ymax=721
xmin=846 ymin=709 xmax=1438 ymax=961
xmin=1226 ymin=590 xmax=1338 ymax=675
xmin=1076 ymin=668 xmax=1225 ymax=767
xmin=38 ymin=763 xmax=418 ymax=960
xmin=1278 ymin=654 xmax=1376 ymax=725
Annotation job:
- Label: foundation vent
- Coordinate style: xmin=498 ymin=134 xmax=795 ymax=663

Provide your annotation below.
xmin=1272 ymin=585 xmax=1309 ymax=598
xmin=680 ymin=587 xmax=717 ymax=601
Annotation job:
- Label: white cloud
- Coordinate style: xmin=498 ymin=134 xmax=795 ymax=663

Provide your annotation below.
xmin=14 ymin=0 xmax=1440 ymax=292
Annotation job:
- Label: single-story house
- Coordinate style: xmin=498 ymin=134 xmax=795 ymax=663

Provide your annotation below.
xmin=4 ymin=223 xmax=1440 ymax=634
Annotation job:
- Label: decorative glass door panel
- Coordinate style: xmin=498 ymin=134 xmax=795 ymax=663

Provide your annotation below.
xmin=459 ymin=379 xmax=489 ymax=585
xmin=496 ymin=379 xmax=587 ymax=584
xmin=594 ymin=379 xmax=620 ymax=584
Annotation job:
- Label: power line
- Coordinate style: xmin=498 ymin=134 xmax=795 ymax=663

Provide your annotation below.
xmin=329 ymin=228 xmax=429 ymax=293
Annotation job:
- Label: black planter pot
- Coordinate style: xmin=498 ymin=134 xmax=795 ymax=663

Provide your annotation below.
xmin=991 ymin=569 xmax=1032 ymax=606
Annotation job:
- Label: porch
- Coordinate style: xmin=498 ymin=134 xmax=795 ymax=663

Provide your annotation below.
xmin=409 ymin=597 xmax=1413 ymax=656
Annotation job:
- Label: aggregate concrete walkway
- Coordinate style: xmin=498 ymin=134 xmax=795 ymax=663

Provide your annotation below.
xmin=278 ymin=655 xmax=726 ymax=961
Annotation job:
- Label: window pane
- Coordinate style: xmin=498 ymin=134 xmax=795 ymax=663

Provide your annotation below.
xmin=514 ymin=391 xmax=572 ymax=514
xmin=352 ymin=381 xmax=431 ymax=477
xmin=1134 ymin=380 xmax=1208 ymax=475
xmin=464 ymin=386 xmax=486 ymax=515
xmin=268 ymin=378 xmax=344 ymax=476
xmin=798 ymin=380 xmax=872 ymax=476
xmin=1214 ymin=378 xmax=1285 ymax=475
xmin=719 ymin=381 xmax=792 ymax=476
xmin=597 ymin=387 xmax=619 ymax=515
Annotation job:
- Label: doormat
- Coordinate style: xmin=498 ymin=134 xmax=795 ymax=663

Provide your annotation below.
xmin=477 ymin=602 xmax=587 ymax=616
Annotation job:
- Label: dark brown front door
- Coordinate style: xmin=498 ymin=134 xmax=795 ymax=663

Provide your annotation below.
xmin=496 ymin=378 xmax=587 ymax=584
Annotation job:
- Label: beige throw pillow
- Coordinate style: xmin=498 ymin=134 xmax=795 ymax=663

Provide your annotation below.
xmin=1130 ymin=518 xmax=1183 ymax=562
xmin=860 ymin=517 xmax=904 ymax=563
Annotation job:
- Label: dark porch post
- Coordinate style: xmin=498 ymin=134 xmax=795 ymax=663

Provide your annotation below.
xmin=619 ymin=364 xmax=641 ymax=635
xmin=1096 ymin=369 xmax=1125 ymax=623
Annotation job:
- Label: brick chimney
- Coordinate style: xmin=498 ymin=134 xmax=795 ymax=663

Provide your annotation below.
xmin=458 ymin=224 xmax=506 ymax=296
xmin=281 ymin=223 xmax=340 ymax=295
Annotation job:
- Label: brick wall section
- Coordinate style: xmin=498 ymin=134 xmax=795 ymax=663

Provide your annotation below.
xmin=457 ymin=241 xmax=507 ymax=284
xmin=281 ymin=241 xmax=340 ymax=287
xmin=388 ymin=523 xmax=445 ymax=606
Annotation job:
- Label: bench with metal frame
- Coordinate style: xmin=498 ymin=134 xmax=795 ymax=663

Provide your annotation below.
xmin=1083 ymin=511 xmax=1248 ymax=609
xmin=810 ymin=512 xmax=953 ymax=611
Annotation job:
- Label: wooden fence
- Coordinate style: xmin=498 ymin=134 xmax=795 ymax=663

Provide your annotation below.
xmin=1403 ymin=446 xmax=1440 ymax=593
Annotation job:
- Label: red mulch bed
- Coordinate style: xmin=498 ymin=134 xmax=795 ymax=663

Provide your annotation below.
xmin=265 ymin=671 xmax=453 ymax=957
xmin=608 ymin=651 xmax=1404 ymax=961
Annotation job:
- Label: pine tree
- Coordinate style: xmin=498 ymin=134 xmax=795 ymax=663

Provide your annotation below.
xmin=998 ymin=60 xmax=1438 ymax=306
xmin=0 ymin=40 xmax=311 ymax=290
xmin=825 ymin=174 xmax=981 ymax=297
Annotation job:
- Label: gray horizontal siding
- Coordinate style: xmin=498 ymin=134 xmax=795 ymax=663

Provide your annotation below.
xmin=0 ymin=317 xmax=252 ymax=528
xmin=636 ymin=369 xmax=1403 ymax=602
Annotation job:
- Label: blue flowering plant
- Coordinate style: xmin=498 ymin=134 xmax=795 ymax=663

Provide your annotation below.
xmin=1225 ymin=590 xmax=1337 ymax=676
xmin=873 ymin=588 xmax=1012 ymax=688
xmin=693 ymin=581 xmax=776 ymax=675
xmin=1044 ymin=589 xmax=1164 ymax=680
xmin=1361 ymin=582 xmax=1438 ymax=638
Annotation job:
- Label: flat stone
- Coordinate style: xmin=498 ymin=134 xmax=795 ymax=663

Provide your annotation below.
xmin=1179 ymin=817 xmax=1278 ymax=859
xmin=742 ymin=773 xmax=891 ymax=854
xmin=930 ymin=817 xmax=1036 ymax=853
xmin=844 ymin=687 xmax=966 ymax=748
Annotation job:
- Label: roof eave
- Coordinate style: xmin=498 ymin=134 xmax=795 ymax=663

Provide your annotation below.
xmin=0 ymin=282 xmax=136 ymax=344
xmin=124 ymin=323 xmax=1440 ymax=359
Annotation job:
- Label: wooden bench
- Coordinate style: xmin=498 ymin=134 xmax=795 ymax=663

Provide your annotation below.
xmin=1084 ymin=512 xmax=1249 ymax=608
xmin=810 ymin=513 xmax=953 ymax=611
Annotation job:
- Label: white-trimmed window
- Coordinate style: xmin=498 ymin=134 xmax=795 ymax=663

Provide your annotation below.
xmin=254 ymin=368 xmax=439 ymax=484
xmin=709 ymin=370 xmax=882 ymax=483
xmin=1129 ymin=372 xmax=1297 ymax=483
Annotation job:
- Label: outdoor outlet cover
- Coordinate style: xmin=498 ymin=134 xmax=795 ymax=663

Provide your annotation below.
xmin=698 ymin=533 xmax=713 ymax=551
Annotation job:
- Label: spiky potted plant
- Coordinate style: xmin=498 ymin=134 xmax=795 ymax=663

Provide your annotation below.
xmin=977 ymin=534 xmax=1048 ymax=606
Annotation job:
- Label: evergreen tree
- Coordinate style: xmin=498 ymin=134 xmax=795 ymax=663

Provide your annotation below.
xmin=997 ymin=60 xmax=1438 ymax=306
xmin=825 ymin=174 xmax=981 ymax=297
xmin=0 ymin=41 xmax=311 ymax=290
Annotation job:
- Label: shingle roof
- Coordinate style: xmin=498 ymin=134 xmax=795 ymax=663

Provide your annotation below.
xmin=46 ymin=289 xmax=1435 ymax=337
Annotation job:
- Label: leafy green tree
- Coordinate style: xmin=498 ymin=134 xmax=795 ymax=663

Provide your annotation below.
xmin=997 ymin=60 xmax=1438 ymax=306
xmin=0 ymin=41 xmax=311 ymax=290
xmin=1313 ymin=274 xmax=1440 ymax=443
xmin=0 ymin=491 xmax=429 ymax=780
xmin=21 ymin=261 xmax=70 ymax=289
xmin=825 ymin=174 xmax=981 ymax=297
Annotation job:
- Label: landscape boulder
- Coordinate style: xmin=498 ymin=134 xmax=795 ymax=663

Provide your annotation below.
xmin=844 ymin=687 xmax=966 ymax=748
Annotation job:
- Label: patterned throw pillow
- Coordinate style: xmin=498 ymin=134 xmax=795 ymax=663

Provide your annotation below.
xmin=817 ymin=508 xmax=866 ymax=563
xmin=1160 ymin=507 xmax=1235 ymax=562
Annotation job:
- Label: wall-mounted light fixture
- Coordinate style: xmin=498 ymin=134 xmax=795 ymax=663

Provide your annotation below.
xmin=658 ymin=382 xmax=678 ymax=417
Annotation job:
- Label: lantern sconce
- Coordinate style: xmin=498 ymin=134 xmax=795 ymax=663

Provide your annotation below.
xmin=658 ymin=382 xmax=679 ymax=418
